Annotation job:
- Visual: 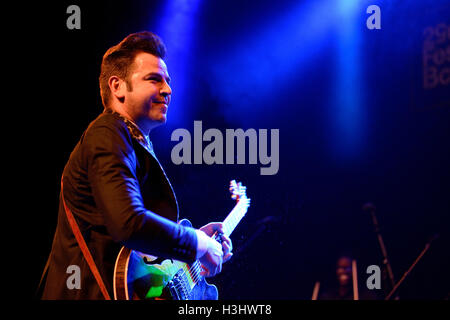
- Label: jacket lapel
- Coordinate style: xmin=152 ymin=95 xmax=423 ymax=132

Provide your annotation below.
xmin=111 ymin=111 xmax=180 ymax=220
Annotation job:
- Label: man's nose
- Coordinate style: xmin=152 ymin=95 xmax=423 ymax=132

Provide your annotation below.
xmin=161 ymin=81 xmax=172 ymax=98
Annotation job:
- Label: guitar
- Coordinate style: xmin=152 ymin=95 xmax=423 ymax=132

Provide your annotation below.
xmin=113 ymin=180 xmax=250 ymax=300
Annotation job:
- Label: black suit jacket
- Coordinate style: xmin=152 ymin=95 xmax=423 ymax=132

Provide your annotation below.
xmin=41 ymin=110 xmax=198 ymax=299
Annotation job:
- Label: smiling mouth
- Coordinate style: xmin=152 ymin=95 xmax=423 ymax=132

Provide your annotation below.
xmin=153 ymin=101 xmax=168 ymax=114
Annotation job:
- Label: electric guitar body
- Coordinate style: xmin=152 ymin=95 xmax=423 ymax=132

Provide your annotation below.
xmin=113 ymin=180 xmax=250 ymax=300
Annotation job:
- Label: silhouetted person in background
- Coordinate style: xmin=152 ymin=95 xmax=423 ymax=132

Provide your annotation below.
xmin=319 ymin=254 xmax=379 ymax=300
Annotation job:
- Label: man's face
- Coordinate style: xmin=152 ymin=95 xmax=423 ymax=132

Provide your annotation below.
xmin=124 ymin=52 xmax=172 ymax=129
xmin=336 ymin=257 xmax=352 ymax=286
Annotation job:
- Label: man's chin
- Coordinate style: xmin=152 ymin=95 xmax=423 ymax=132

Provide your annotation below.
xmin=154 ymin=115 xmax=167 ymax=125
xmin=150 ymin=112 xmax=167 ymax=121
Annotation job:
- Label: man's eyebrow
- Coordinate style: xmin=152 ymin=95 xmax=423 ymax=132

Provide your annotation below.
xmin=145 ymin=72 xmax=171 ymax=83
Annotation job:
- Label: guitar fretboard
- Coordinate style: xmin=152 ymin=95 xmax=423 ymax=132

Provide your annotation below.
xmin=185 ymin=194 xmax=250 ymax=299
xmin=222 ymin=196 xmax=250 ymax=237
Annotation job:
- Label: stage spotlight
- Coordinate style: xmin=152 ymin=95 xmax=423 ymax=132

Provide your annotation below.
xmin=154 ymin=0 xmax=204 ymax=127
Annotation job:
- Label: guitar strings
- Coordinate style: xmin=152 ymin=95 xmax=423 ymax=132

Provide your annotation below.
xmin=179 ymin=200 xmax=251 ymax=293
xmin=171 ymin=197 xmax=250 ymax=299
xmin=190 ymin=261 xmax=202 ymax=283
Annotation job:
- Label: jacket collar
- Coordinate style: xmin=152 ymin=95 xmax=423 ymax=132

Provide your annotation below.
xmin=104 ymin=109 xmax=179 ymax=217
xmin=104 ymin=109 xmax=156 ymax=157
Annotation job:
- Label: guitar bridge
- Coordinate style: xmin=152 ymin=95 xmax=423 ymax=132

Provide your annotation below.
xmin=166 ymin=269 xmax=190 ymax=300
xmin=166 ymin=280 xmax=181 ymax=300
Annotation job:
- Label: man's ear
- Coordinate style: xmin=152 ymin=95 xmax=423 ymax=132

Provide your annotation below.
xmin=108 ymin=76 xmax=126 ymax=102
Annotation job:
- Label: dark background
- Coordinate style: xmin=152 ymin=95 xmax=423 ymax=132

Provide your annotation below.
xmin=25 ymin=0 xmax=449 ymax=299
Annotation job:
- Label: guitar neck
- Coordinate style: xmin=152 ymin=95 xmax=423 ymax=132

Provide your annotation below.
xmin=185 ymin=189 xmax=250 ymax=298
xmin=222 ymin=196 xmax=250 ymax=237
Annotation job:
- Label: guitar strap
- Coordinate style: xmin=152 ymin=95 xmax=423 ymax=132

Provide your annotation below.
xmin=61 ymin=177 xmax=112 ymax=300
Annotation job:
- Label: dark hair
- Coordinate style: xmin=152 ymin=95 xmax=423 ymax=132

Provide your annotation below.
xmin=99 ymin=31 xmax=166 ymax=108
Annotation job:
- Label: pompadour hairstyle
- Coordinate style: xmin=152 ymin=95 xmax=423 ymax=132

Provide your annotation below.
xmin=99 ymin=31 xmax=166 ymax=108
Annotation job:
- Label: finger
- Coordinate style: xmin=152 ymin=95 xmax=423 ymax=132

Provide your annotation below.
xmin=200 ymin=265 xmax=210 ymax=277
xmin=221 ymin=238 xmax=232 ymax=258
xmin=203 ymin=265 xmax=216 ymax=277
xmin=212 ymin=254 xmax=222 ymax=277
xmin=216 ymin=259 xmax=222 ymax=276
xmin=213 ymin=222 xmax=224 ymax=234
xmin=201 ymin=222 xmax=224 ymax=236
xmin=200 ymin=270 xmax=210 ymax=277
xmin=223 ymin=252 xmax=233 ymax=263
xmin=212 ymin=239 xmax=223 ymax=253
xmin=221 ymin=234 xmax=232 ymax=249
xmin=222 ymin=240 xmax=231 ymax=255
xmin=200 ymin=269 xmax=209 ymax=277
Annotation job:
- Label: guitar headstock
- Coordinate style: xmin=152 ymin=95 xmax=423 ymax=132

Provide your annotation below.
xmin=224 ymin=180 xmax=250 ymax=236
xmin=229 ymin=180 xmax=247 ymax=202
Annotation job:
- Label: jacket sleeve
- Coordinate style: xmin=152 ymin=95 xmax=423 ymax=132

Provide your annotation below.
xmin=83 ymin=121 xmax=198 ymax=263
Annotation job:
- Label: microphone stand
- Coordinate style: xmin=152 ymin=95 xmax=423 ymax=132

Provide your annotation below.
xmin=385 ymin=234 xmax=439 ymax=300
xmin=363 ymin=203 xmax=396 ymax=294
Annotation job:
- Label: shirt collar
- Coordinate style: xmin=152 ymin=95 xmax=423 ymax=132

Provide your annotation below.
xmin=105 ymin=109 xmax=155 ymax=156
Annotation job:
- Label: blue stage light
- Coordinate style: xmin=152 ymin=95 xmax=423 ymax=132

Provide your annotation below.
xmin=154 ymin=0 xmax=204 ymax=128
